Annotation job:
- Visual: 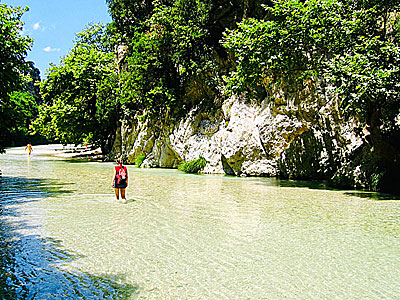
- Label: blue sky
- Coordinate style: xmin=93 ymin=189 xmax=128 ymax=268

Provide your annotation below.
xmin=3 ymin=0 xmax=112 ymax=77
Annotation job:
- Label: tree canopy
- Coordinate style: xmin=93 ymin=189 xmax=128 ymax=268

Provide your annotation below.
xmin=107 ymin=0 xmax=268 ymax=120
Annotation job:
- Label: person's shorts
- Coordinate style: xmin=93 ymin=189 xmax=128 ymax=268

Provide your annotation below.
xmin=113 ymin=180 xmax=127 ymax=189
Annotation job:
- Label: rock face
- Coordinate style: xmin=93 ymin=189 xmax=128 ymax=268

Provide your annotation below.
xmin=110 ymin=81 xmax=366 ymax=186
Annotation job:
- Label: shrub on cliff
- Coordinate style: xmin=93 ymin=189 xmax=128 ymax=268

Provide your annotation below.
xmin=179 ymin=157 xmax=207 ymax=173
xmin=135 ymin=154 xmax=145 ymax=167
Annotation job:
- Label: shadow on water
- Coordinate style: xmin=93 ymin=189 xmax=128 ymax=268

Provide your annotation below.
xmin=253 ymin=177 xmax=400 ymax=201
xmin=273 ymin=178 xmax=335 ymax=190
xmin=0 ymin=176 xmax=138 ymax=299
xmin=63 ymin=158 xmax=105 ymax=164
xmin=343 ymin=191 xmax=400 ymax=201
xmin=251 ymin=177 xmax=340 ymax=191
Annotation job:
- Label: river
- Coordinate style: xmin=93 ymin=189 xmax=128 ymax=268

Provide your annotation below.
xmin=1 ymin=145 xmax=399 ymax=299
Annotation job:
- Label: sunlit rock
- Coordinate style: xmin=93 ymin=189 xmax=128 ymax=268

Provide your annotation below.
xmin=111 ymin=81 xmax=362 ymax=184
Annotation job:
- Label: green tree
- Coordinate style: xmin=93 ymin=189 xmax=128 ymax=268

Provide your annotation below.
xmin=106 ymin=0 xmax=155 ymax=36
xmin=5 ymin=91 xmax=38 ymax=141
xmin=0 ymin=4 xmax=33 ymax=152
xmin=32 ymin=23 xmax=119 ymax=153
xmin=117 ymin=0 xmax=216 ymax=119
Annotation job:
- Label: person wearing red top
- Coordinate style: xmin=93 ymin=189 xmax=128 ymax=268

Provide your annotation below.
xmin=112 ymin=157 xmax=128 ymax=203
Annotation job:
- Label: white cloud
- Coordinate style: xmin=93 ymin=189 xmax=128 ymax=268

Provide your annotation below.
xmin=43 ymin=46 xmax=61 ymax=52
xmin=33 ymin=22 xmax=41 ymax=30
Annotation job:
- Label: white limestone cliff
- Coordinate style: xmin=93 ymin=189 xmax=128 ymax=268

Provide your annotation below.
xmin=111 ymin=82 xmax=362 ymax=180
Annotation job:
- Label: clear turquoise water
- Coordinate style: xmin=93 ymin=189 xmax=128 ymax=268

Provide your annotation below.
xmin=1 ymin=145 xmax=400 ymax=299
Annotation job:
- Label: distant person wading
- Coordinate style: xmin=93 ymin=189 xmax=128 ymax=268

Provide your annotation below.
xmin=25 ymin=143 xmax=33 ymax=156
xmin=112 ymin=158 xmax=128 ymax=203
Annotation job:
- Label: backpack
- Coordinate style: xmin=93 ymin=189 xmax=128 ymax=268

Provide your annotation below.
xmin=119 ymin=166 xmax=127 ymax=180
xmin=115 ymin=165 xmax=127 ymax=184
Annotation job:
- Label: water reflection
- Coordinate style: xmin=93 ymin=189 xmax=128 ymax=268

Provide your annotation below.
xmin=0 ymin=175 xmax=138 ymax=299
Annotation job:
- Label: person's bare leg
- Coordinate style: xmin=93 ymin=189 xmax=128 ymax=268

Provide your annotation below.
xmin=114 ymin=188 xmax=120 ymax=200
xmin=120 ymin=188 xmax=126 ymax=203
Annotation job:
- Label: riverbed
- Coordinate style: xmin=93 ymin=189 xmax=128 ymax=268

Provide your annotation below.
xmin=1 ymin=145 xmax=400 ymax=299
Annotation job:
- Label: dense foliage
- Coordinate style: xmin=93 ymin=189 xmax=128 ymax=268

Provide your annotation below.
xmin=112 ymin=0 xmax=218 ymax=120
xmin=32 ymin=24 xmax=119 ymax=153
xmin=0 ymin=4 xmax=36 ymax=152
xmin=222 ymin=0 xmax=400 ymax=114
xmin=135 ymin=154 xmax=146 ymax=167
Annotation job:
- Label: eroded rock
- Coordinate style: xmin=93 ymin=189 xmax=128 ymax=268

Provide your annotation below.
xmin=109 ymin=83 xmax=359 ymax=182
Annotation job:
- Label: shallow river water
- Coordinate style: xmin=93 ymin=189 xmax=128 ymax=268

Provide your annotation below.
xmin=1 ymin=145 xmax=400 ymax=299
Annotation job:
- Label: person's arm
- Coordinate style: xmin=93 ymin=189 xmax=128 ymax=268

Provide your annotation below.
xmin=112 ymin=167 xmax=116 ymax=185
xmin=125 ymin=167 xmax=128 ymax=186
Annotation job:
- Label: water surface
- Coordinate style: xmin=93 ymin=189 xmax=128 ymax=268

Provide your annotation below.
xmin=1 ymin=145 xmax=400 ymax=299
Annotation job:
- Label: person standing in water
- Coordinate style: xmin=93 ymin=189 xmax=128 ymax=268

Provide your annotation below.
xmin=112 ymin=157 xmax=128 ymax=203
xmin=25 ymin=143 xmax=33 ymax=156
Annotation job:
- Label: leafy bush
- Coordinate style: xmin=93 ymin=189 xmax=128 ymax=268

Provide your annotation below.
xmin=178 ymin=157 xmax=206 ymax=174
xmin=135 ymin=154 xmax=145 ymax=167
